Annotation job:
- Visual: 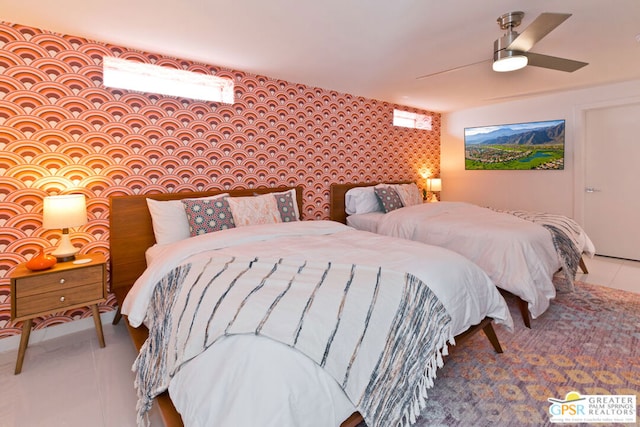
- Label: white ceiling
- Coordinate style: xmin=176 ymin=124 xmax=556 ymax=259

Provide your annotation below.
xmin=2 ymin=0 xmax=640 ymax=112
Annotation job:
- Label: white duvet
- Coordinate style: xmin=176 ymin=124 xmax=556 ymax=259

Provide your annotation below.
xmin=347 ymin=202 xmax=594 ymax=319
xmin=123 ymin=220 xmax=512 ymax=427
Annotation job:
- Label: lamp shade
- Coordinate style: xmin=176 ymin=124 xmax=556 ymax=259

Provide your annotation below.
xmin=43 ymin=194 xmax=87 ymax=230
xmin=427 ymin=178 xmax=442 ymax=192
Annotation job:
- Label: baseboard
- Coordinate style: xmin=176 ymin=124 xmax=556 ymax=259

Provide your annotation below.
xmin=0 ymin=311 xmax=117 ymax=354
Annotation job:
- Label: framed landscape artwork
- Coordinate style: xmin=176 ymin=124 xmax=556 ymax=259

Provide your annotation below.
xmin=464 ymin=119 xmax=565 ymax=170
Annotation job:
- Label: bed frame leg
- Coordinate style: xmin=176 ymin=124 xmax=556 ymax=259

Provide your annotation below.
xmin=454 ymin=317 xmax=504 ymax=354
xmin=517 ymin=298 xmax=531 ymax=328
xmin=579 ymin=257 xmax=589 ymax=274
xmin=112 ymin=307 xmax=122 ymax=325
xmin=482 ymin=322 xmax=503 ymax=353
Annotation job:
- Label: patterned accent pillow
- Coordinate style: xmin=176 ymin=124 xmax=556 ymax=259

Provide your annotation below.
xmin=227 ymin=193 xmax=282 ymax=226
xmin=147 ymin=193 xmax=230 ymax=244
xmin=393 ymin=183 xmax=423 ymax=206
xmin=182 ymin=196 xmax=235 ymax=236
xmin=273 ymin=189 xmax=299 ymax=222
xmin=374 ymin=186 xmax=404 ymax=213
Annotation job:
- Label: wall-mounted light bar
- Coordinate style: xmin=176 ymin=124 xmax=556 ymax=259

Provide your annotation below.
xmin=103 ymin=56 xmax=234 ymax=104
xmin=393 ymin=109 xmax=432 ymax=130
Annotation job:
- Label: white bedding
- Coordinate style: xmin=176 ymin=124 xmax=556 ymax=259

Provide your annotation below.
xmin=346 ymin=211 xmax=383 ymax=233
xmin=347 ymin=202 xmax=595 ymax=319
xmin=124 ymin=220 xmax=512 ymax=427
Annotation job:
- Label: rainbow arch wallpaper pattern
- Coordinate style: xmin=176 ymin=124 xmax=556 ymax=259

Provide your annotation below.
xmin=0 ymin=22 xmax=440 ymax=337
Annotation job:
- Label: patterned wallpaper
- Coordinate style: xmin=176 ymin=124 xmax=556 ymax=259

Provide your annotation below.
xmin=0 ymin=22 xmax=440 ymax=338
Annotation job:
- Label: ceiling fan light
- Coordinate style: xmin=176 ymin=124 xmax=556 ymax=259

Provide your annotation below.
xmin=493 ymin=53 xmax=528 ymax=72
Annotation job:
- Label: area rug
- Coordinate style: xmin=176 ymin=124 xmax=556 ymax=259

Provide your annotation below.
xmin=359 ymin=281 xmax=640 ymax=426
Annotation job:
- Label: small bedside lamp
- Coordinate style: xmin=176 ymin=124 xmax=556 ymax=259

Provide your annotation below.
xmin=43 ymin=194 xmax=87 ymax=262
xmin=427 ymin=178 xmax=442 ymax=203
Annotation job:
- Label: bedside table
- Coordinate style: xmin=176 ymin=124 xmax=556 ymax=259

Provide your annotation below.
xmin=10 ymin=253 xmax=107 ymax=374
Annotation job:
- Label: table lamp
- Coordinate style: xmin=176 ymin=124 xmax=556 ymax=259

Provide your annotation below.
xmin=427 ymin=178 xmax=442 ymax=203
xmin=43 ymin=194 xmax=87 ymax=262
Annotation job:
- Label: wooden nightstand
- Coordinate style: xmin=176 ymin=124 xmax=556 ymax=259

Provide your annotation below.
xmin=10 ymin=253 xmax=107 ymax=374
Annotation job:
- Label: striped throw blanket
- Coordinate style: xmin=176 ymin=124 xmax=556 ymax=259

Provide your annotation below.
xmin=133 ymin=255 xmax=452 ymax=427
xmin=496 ymin=210 xmax=584 ymax=290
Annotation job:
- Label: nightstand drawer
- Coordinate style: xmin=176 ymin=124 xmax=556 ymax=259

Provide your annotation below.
xmin=15 ymin=283 xmax=105 ymax=319
xmin=14 ymin=265 xmax=103 ymax=298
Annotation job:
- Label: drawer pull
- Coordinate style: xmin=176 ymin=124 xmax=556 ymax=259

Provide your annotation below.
xmin=60 ymin=296 xmax=65 ymax=302
xmin=59 ymin=278 xmax=65 ymax=284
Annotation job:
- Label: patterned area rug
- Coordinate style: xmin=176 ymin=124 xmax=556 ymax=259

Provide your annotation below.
xmin=359 ymin=281 xmax=640 ymax=426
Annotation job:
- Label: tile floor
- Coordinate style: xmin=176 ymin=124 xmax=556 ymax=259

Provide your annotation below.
xmin=0 ymin=255 xmax=637 ymax=427
xmin=576 ymin=255 xmax=640 ymax=295
xmin=0 ymin=316 xmax=163 ymax=427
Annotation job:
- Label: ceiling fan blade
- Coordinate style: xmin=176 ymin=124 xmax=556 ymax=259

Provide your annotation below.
xmin=416 ymin=58 xmax=490 ymax=80
xmin=524 ymin=52 xmax=588 ymax=72
xmin=507 ymin=12 xmax=571 ymax=52
xmin=483 ymin=86 xmax=565 ymax=102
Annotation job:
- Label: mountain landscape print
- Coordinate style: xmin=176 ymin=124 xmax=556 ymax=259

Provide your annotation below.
xmin=464 ymin=119 xmax=565 ymax=170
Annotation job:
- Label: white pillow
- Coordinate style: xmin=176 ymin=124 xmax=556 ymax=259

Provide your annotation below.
xmin=392 ymin=183 xmax=423 ymax=206
xmin=227 ymin=193 xmax=282 ymax=226
xmin=345 ymin=186 xmax=383 ymax=215
xmin=146 ymin=193 xmax=228 ymax=245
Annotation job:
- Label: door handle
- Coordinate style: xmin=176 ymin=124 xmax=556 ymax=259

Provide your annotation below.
xmin=585 ymin=187 xmax=601 ymax=193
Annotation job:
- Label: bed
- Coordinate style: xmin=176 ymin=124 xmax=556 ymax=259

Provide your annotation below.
xmin=109 ymin=185 xmax=513 ymax=427
xmin=330 ymin=182 xmax=596 ymax=328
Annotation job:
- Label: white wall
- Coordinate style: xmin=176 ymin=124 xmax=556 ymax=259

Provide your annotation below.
xmin=441 ymin=79 xmax=640 ymax=219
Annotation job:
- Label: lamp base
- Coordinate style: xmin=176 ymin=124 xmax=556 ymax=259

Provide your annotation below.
xmin=51 ymin=233 xmax=80 ymax=263
xmin=54 ymin=254 xmax=77 ymax=263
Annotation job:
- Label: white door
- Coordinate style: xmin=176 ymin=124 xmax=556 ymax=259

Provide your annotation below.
xmin=584 ymin=102 xmax=640 ymax=261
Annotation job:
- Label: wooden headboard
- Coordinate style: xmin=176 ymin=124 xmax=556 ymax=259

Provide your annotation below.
xmin=109 ymin=185 xmax=303 ymax=296
xmin=329 ymin=182 xmax=412 ymax=224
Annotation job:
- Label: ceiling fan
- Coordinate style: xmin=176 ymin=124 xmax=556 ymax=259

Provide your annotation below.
xmin=417 ymin=11 xmax=588 ymax=79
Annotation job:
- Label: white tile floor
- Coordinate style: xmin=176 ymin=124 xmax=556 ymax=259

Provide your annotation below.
xmin=576 ymin=254 xmax=640 ymax=294
xmin=0 ymin=317 xmax=163 ymax=427
xmin=0 ymin=255 xmax=637 ymax=427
